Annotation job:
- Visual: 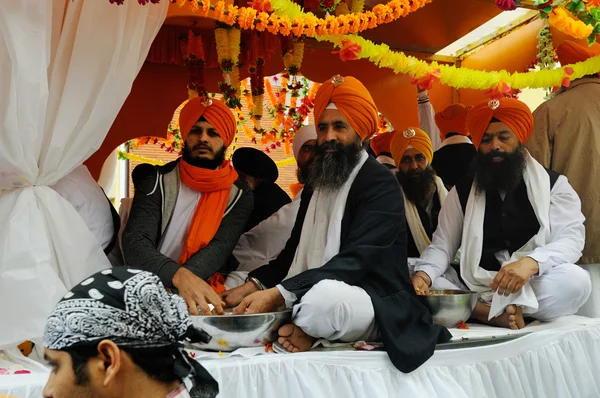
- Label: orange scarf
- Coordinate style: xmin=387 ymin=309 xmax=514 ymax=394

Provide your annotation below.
xmin=178 ymin=159 xmax=238 ymax=293
xmin=290 ymin=182 xmax=304 ymax=199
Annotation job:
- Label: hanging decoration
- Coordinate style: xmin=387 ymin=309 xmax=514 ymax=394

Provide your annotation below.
xmin=350 ymin=0 xmax=365 ymax=13
xmin=547 ymin=7 xmax=594 ymax=39
xmin=536 ymin=0 xmax=600 ymax=45
xmin=320 ymin=0 xmax=342 ymax=13
xmin=118 ymin=151 xmax=166 ymax=165
xmin=161 ymin=0 xmax=433 ymax=39
xmin=323 ymin=33 xmax=600 ymax=93
xmin=183 ymin=31 xmax=208 ymax=99
xmin=495 ymin=0 xmax=518 ymax=11
xmin=215 ymin=25 xmax=242 ymax=108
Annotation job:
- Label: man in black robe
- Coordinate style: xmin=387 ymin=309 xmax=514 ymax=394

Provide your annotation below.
xmin=232 ymin=147 xmax=291 ymax=232
xmin=431 ymin=103 xmax=477 ymax=188
xmin=390 ymin=127 xmax=447 ymax=260
xmin=222 ymin=75 xmax=450 ymax=373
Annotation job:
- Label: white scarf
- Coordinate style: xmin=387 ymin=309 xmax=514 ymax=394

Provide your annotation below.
xmin=403 ymin=176 xmax=448 ymax=255
xmin=437 ymin=134 xmax=473 ymax=150
xmin=285 ymin=150 xmax=369 ymax=280
xmin=461 ymin=151 xmax=551 ymax=319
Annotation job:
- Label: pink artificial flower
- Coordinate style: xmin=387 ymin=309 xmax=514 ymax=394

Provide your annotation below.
xmin=495 ymin=0 xmax=518 ymax=11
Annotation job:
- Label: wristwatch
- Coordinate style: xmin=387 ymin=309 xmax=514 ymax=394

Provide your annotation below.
xmin=245 ymin=276 xmax=266 ymax=291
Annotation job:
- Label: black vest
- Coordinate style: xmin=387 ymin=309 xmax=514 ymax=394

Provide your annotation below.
xmin=406 ymin=190 xmax=441 ymax=258
xmin=456 ymin=169 xmax=560 ymax=271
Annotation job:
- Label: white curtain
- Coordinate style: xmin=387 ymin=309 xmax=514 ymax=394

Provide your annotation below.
xmin=0 ymin=0 xmax=167 ymax=348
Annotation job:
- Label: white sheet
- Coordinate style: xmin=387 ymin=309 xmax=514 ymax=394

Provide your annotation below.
xmin=4 ymin=317 xmax=600 ymax=398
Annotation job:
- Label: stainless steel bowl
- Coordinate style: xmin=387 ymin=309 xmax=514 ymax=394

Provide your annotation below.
xmin=419 ymin=289 xmax=478 ymax=328
xmin=189 ymin=309 xmax=293 ymax=351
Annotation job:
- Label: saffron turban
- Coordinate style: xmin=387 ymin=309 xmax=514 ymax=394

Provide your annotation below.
xmin=434 ymin=103 xmax=472 ymax=140
xmin=390 ymin=127 xmax=433 ymax=168
xmin=466 ymin=98 xmax=534 ymax=149
xmin=557 ymin=40 xmax=600 ymax=66
xmin=313 ymin=75 xmax=379 ymax=141
xmin=179 ymin=97 xmax=236 ymax=147
xmin=293 ymin=125 xmax=317 ymax=160
xmin=370 ymin=131 xmax=397 ymax=156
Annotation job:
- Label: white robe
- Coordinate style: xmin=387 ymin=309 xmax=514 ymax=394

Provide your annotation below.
xmin=414 ymin=171 xmax=591 ymax=320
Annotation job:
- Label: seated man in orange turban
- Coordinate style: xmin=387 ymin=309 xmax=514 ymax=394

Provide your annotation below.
xmin=431 ymin=103 xmax=477 ymax=188
xmin=390 ymin=127 xmax=448 ymax=260
xmin=527 ymin=40 xmax=600 ymax=268
xmin=369 ymin=130 xmax=397 ymax=171
xmin=223 ymin=75 xmax=450 ymax=373
xmin=413 ymin=98 xmax=591 ymax=329
xmin=122 ymin=97 xmax=253 ymax=316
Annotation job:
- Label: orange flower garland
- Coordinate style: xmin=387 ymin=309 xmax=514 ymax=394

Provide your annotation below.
xmin=170 ymin=0 xmax=432 ymax=38
xmin=548 ymin=7 xmax=594 ymax=40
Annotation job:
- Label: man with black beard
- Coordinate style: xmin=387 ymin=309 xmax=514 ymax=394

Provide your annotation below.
xmin=223 ymin=75 xmax=450 ymax=373
xmin=221 ymin=125 xmax=317 ymax=291
xmin=390 ymin=127 xmax=448 ymax=259
xmin=413 ymin=98 xmax=590 ymax=330
xmin=122 ymin=97 xmax=253 ymax=315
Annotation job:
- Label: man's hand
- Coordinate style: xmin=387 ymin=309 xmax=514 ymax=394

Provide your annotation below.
xmin=412 ymin=271 xmax=431 ymax=295
xmin=233 ymin=288 xmax=285 ymax=315
xmin=172 ymin=268 xmax=225 ymax=316
xmin=219 ymin=281 xmax=258 ymax=308
xmin=417 ymin=87 xmax=427 ymax=94
xmin=490 ymin=257 xmax=539 ymax=296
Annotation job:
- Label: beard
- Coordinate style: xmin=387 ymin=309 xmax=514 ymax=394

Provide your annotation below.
xmin=396 ymin=165 xmax=436 ymax=206
xmin=305 ymin=136 xmax=362 ymax=192
xmin=182 ymin=142 xmax=226 ymax=170
xmin=472 ymin=144 xmax=527 ymax=193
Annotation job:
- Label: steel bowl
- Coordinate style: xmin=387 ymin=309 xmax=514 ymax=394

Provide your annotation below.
xmin=419 ymin=289 xmax=478 ymax=328
xmin=189 ymin=309 xmax=293 ymax=351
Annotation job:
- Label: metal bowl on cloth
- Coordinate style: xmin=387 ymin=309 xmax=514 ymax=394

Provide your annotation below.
xmin=419 ymin=290 xmax=478 ymax=328
xmin=190 ymin=309 xmax=293 ymax=351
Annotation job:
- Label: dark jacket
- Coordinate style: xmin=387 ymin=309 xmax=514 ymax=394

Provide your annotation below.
xmin=250 ymin=157 xmax=450 ymax=373
xmin=244 ymin=181 xmax=291 ymax=232
xmin=122 ymin=160 xmax=253 ymax=288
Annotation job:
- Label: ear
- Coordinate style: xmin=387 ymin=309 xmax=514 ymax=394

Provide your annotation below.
xmin=95 ymin=340 xmax=122 ymax=387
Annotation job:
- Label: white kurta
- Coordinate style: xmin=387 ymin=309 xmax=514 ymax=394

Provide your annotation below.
xmin=418 ymin=91 xmax=442 ymax=151
xmin=51 ymin=165 xmax=114 ymax=250
xmin=414 ymin=175 xmax=591 ymax=319
xmin=158 ymin=182 xmax=201 ymax=261
xmin=233 ymin=191 xmax=302 ymax=271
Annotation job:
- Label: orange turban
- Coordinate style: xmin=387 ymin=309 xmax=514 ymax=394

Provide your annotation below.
xmin=466 ymin=98 xmax=533 ymax=149
xmin=434 ymin=103 xmax=472 ymax=140
xmin=178 ymin=97 xmax=236 ymax=147
xmin=557 ymin=40 xmax=600 ymax=66
xmin=370 ymin=131 xmax=396 ymax=156
xmin=313 ymin=75 xmax=379 ymax=141
xmin=390 ymin=127 xmax=433 ymax=168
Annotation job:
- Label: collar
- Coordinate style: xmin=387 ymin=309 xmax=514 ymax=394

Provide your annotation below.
xmin=166 ymin=384 xmax=191 ymax=398
xmin=565 ymin=77 xmax=600 ymax=91
xmin=437 ymin=134 xmax=473 ymax=150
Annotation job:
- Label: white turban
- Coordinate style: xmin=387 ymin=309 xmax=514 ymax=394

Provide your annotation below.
xmin=292 ymin=125 xmax=317 ymax=160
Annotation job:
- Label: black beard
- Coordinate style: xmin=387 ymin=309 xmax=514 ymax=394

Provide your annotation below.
xmin=305 ymin=136 xmax=362 ymax=192
xmin=396 ymin=166 xmax=436 ymax=205
xmin=181 ymin=142 xmax=226 ymax=170
xmin=472 ymin=145 xmax=527 ymax=193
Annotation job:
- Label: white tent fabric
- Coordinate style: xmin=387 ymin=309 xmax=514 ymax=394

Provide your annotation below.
xmin=2 ymin=319 xmax=600 ymax=397
xmin=0 ymin=0 xmax=167 ymax=348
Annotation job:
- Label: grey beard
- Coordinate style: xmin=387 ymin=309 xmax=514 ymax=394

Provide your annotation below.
xmin=306 ymin=136 xmax=362 ymax=193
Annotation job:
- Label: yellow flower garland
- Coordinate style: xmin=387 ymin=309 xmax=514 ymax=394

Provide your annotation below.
xmin=172 ymin=0 xmax=431 ymax=38
xmin=275 ymin=157 xmax=296 ymax=167
xmin=320 ymin=34 xmax=600 ymax=90
xmin=118 ymin=151 xmax=165 ymax=166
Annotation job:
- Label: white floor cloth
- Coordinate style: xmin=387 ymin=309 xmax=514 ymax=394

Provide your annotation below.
xmin=2 ymin=317 xmax=600 ymax=398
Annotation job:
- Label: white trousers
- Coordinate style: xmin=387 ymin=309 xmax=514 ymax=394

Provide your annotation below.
xmin=432 ymin=263 xmax=592 ymax=321
xmin=292 ymin=280 xmax=380 ymax=342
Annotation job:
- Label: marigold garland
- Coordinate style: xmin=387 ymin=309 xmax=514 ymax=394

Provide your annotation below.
xmin=322 ymin=34 xmax=600 ymax=92
xmin=548 ymin=7 xmax=594 ymax=39
xmin=215 ymin=26 xmax=242 ymax=108
xmin=167 ymin=0 xmax=431 ymax=39
xmin=275 ymin=157 xmax=296 ymax=167
xmin=118 ymin=151 xmax=165 ymax=166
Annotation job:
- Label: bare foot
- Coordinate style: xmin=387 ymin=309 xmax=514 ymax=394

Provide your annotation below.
xmin=471 ymin=303 xmax=525 ymax=330
xmin=277 ymin=324 xmax=315 ymax=353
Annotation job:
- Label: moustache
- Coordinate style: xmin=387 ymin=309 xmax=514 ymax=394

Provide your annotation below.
xmin=193 ymin=144 xmax=213 ymax=153
xmin=316 ymin=141 xmax=345 ymax=155
xmin=484 ymin=150 xmax=509 ymax=160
